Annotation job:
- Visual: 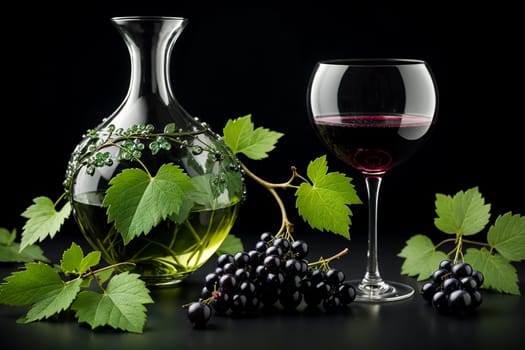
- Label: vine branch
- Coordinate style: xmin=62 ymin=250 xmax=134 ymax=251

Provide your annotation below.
xmin=240 ymin=162 xmax=305 ymax=236
xmin=308 ymin=248 xmax=350 ymax=269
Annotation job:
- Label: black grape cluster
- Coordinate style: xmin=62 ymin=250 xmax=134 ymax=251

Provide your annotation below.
xmin=186 ymin=232 xmax=356 ymax=328
xmin=421 ymin=260 xmax=484 ymax=314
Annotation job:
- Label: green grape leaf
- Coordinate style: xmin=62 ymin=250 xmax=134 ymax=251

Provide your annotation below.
xmin=222 ymin=114 xmax=284 ymax=160
xmin=20 ymin=196 xmax=72 ymax=251
xmin=93 ymin=268 xmax=115 ymax=285
xmin=103 ymin=163 xmax=194 ymax=244
xmin=164 ymin=122 xmax=176 ymax=133
xmin=168 ymin=198 xmax=194 ymax=224
xmin=0 ymin=263 xmax=63 ymax=306
xmin=187 ymin=172 xmax=243 ymax=209
xmin=464 ymin=247 xmax=520 ymax=295
xmin=189 ymin=174 xmax=218 ymax=207
xmin=0 ymin=243 xmax=49 ymax=263
xmin=295 ymin=155 xmax=361 ymax=239
xmin=19 ymin=279 xmax=83 ymax=323
xmin=487 ymin=212 xmax=525 ymax=262
xmin=78 ymin=251 xmax=101 ymax=275
xmin=0 ymin=228 xmax=48 ymax=263
xmin=60 ymin=242 xmax=83 ymax=273
xmin=71 ymin=272 xmax=153 ymax=333
xmin=0 ymin=227 xmax=16 ymax=246
xmin=224 ymin=169 xmax=243 ymax=202
xmin=216 ymin=234 xmax=244 ymax=255
xmin=398 ymin=234 xmax=448 ymax=281
xmin=0 ymin=262 xmax=83 ymax=323
xmin=60 ymin=242 xmax=101 ymax=275
xmin=434 ymin=187 xmax=491 ymax=236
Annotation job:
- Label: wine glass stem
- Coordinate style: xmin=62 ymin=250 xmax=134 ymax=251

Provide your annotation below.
xmin=363 ymin=175 xmax=384 ymax=286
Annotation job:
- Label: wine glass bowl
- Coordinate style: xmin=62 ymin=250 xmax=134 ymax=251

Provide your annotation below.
xmin=307 ymin=58 xmax=437 ymax=302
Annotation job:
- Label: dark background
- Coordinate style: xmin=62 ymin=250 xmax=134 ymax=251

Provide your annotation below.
xmin=1 ymin=2 xmax=524 ymax=349
xmin=1 ymin=0 xmax=523 ymax=248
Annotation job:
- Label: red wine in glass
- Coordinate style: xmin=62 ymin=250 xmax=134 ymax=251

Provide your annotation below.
xmin=308 ymin=58 xmax=438 ymax=302
xmin=314 ymin=114 xmax=433 ymax=174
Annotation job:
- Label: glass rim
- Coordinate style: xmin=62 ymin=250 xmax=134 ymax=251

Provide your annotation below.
xmin=111 ymin=16 xmax=187 ymax=22
xmin=318 ymin=58 xmax=427 ymax=67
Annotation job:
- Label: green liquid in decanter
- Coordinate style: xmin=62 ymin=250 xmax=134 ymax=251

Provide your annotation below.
xmin=73 ymin=192 xmax=240 ymax=286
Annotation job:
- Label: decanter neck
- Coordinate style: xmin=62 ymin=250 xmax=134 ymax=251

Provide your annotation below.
xmin=112 ymin=16 xmax=187 ymax=104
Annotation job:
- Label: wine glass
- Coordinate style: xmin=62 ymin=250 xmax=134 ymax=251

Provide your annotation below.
xmin=307 ymin=58 xmax=438 ymax=302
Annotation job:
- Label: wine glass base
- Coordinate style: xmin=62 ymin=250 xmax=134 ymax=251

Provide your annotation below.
xmin=348 ymin=279 xmax=415 ymax=303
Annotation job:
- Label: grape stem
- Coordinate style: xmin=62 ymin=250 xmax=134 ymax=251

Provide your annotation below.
xmin=240 ymin=162 xmax=306 ymax=236
xmin=453 ymin=235 xmax=464 ymax=263
xmin=308 ymin=248 xmax=349 ymax=269
xmin=82 ymin=261 xmax=136 ymax=292
xmin=82 ymin=261 xmax=136 ymax=279
xmin=433 ymin=235 xmax=491 ymax=264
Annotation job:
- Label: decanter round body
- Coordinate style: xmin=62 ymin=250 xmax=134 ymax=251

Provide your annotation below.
xmin=64 ymin=16 xmax=243 ymax=286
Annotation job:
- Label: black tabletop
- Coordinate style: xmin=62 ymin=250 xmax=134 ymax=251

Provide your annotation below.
xmin=2 ymin=229 xmax=523 ymax=350
xmin=1 ymin=2 xmax=524 ymax=349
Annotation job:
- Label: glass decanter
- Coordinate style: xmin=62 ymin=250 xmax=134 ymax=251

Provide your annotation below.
xmin=64 ymin=16 xmax=244 ymax=286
